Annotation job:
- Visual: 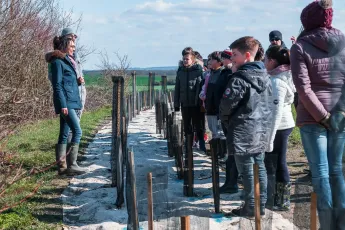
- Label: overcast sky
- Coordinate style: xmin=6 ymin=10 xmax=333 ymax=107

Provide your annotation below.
xmin=59 ymin=0 xmax=345 ymax=70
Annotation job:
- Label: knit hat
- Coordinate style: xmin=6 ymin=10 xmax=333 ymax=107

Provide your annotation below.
xmin=301 ymin=0 xmax=333 ymax=31
xmin=221 ymin=49 xmax=232 ymax=60
xmin=61 ymin=28 xmax=78 ymax=38
xmin=269 ymin=30 xmax=283 ymax=42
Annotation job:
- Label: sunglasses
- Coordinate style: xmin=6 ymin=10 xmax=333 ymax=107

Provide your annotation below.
xmin=270 ymin=38 xmax=280 ymax=42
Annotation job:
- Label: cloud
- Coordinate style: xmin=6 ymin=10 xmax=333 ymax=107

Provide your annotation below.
xmin=73 ymin=0 xmax=345 ymax=69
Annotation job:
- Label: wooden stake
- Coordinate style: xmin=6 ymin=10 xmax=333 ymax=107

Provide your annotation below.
xmin=254 ymin=163 xmax=261 ymax=230
xmin=187 ymin=135 xmax=194 ymax=196
xmin=147 ymin=173 xmax=153 ymax=230
xmin=181 ymin=216 xmax=190 ymax=230
xmin=128 ymin=151 xmax=139 ymax=230
xmin=310 ymin=192 xmax=317 ymax=230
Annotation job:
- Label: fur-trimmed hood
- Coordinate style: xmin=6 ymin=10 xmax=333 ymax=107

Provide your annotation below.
xmin=45 ymin=50 xmax=66 ymax=63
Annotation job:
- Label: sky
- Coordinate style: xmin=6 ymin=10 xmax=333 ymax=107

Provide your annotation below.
xmin=59 ymin=0 xmax=345 ymax=70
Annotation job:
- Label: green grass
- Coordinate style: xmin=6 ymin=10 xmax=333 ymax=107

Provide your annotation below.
xmin=290 ymin=105 xmax=301 ymax=146
xmin=84 ymin=74 xmax=175 ymax=90
xmin=0 ymin=106 xmax=111 ymax=229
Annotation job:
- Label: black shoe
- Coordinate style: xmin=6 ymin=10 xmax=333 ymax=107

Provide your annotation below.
xmin=230 ymin=204 xmax=265 ymax=218
xmin=219 ymin=185 xmax=239 ymax=194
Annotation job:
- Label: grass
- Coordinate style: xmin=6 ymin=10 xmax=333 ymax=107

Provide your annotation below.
xmin=0 ymin=106 xmax=112 ymax=230
xmin=84 ymin=74 xmax=176 ymax=90
xmin=290 ymin=105 xmax=301 ymax=146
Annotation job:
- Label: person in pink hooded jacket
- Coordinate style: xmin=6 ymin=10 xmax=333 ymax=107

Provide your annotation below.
xmin=290 ymin=0 xmax=345 ymax=228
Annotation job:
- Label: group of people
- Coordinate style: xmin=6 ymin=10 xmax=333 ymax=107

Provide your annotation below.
xmin=174 ymin=0 xmax=345 ymax=229
xmin=46 ymin=28 xmax=88 ymax=176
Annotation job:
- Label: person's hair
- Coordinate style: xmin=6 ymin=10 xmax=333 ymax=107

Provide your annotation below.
xmin=230 ymin=36 xmax=260 ymax=57
xmin=209 ymin=51 xmax=222 ymax=63
xmin=53 ymin=36 xmax=61 ymax=50
xmin=255 ymin=40 xmax=265 ymax=61
xmin=194 ymin=51 xmax=203 ymax=61
xmin=182 ymin=47 xmax=195 ymax=56
xmin=53 ymin=36 xmax=73 ymax=51
xmin=265 ymin=45 xmax=290 ymax=66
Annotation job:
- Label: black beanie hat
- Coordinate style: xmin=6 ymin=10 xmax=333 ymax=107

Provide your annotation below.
xmin=269 ymin=30 xmax=283 ymax=41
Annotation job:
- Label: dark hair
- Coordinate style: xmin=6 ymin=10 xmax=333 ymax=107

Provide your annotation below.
xmin=182 ymin=47 xmax=194 ymax=56
xmin=255 ymin=40 xmax=265 ymax=61
xmin=230 ymin=36 xmax=260 ymax=57
xmin=53 ymin=36 xmax=61 ymax=50
xmin=209 ymin=51 xmax=222 ymax=63
xmin=194 ymin=51 xmax=203 ymax=61
xmin=266 ymin=45 xmax=290 ymax=66
xmin=53 ymin=36 xmax=73 ymax=51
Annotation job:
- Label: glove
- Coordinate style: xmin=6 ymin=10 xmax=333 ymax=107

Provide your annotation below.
xmin=174 ymin=107 xmax=180 ymax=112
xmin=319 ymin=113 xmax=331 ymax=130
xmin=330 ymin=112 xmax=345 ymax=132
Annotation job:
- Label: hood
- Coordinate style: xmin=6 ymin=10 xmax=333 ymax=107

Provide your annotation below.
xmin=236 ymin=61 xmax=269 ymax=93
xmin=268 ymin=64 xmax=290 ymax=76
xmin=180 ymin=62 xmax=203 ymax=72
xmin=298 ymin=28 xmax=345 ymax=55
xmin=45 ymin=50 xmax=66 ymax=63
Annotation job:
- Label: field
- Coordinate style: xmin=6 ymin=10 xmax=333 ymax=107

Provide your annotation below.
xmin=84 ymin=74 xmax=176 ymax=91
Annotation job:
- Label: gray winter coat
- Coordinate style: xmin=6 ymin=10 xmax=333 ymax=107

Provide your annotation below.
xmin=219 ymin=62 xmax=273 ymax=156
xmin=174 ymin=63 xmax=203 ymax=108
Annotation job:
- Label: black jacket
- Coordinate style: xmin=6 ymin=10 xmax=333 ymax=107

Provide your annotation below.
xmin=220 ymin=62 xmax=273 ymax=156
xmin=205 ymin=67 xmax=232 ymax=115
xmin=174 ymin=63 xmax=203 ymax=108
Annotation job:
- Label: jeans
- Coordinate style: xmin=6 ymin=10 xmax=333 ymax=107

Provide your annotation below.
xmin=300 ymin=124 xmax=345 ymax=230
xmin=235 ymin=153 xmax=267 ymax=208
xmin=181 ymin=107 xmax=205 ymax=141
xmin=207 ymin=115 xmax=222 ymax=138
xmin=58 ymin=108 xmax=82 ymax=144
xmin=265 ymin=128 xmax=293 ymax=183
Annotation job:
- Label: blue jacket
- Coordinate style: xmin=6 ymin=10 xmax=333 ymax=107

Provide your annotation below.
xmin=49 ymin=50 xmax=82 ymax=114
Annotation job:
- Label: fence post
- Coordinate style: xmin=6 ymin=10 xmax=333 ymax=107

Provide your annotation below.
xmin=310 ymin=192 xmax=317 ymax=230
xmin=210 ymin=139 xmax=220 ymax=213
xmin=254 ymin=163 xmax=261 ymax=230
xmin=132 ymin=71 xmax=136 ymax=117
xmin=181 ymin=216 xmax=190 ymax=230
xmin=148 ymin=72 xmax=152 ymax=109
xmin=184 ymin=134 xmax=194 ymax=196
xmin=126 ymin=150 xmax=139 ymax=230
xmin=111 ymin=76 xmax=124 ymax=188
xmin=147 ymin=173 xmax=154 ymax=230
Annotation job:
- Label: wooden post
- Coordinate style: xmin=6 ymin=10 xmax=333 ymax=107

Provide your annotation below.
xmin=210 ymin=139 xmax=220 ymax=213
xmin=310 ymin=192 xmax=317 ymax=230
xmin=132 ymin=72 xmax=136 ymax=117
xmin=181 ymin=216 xmax=190 ymax=230
xmin=148 ymin=72 xmax=152 ymax=108
xmin=111 ymin=76 xmax=124 ymax=188
xmin=184 ymin=134 xmax=194 ymax=196
xmin=128 ymin=150 xmax=139 ymax=230
xmin=254 ymin=163 xmax=261 ymax=230
xmin=147 ymin=173 xmax=154 ymax=230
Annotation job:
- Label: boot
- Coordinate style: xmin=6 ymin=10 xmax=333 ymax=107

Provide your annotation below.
xmin=56 ymin=144 xmax=67 ymax=175
xmin=230 ymin=202 xmax=265 ymax=217
xmin=274 ymin=182 xmax=291 ymax=211
xmin=220 ymin=155 xmax=239 ymax=194
xmin=66 ymin=143 xmax=88 ymax=176
xmin=266 ymin=174 xmax=276 ymax=209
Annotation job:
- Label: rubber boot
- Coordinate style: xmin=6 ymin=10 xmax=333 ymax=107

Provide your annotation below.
xmin=219 ymin=155 xmax=239 ymax=194
xmin=56 ymin=144 xmax=67 ymax=175
xmin=66 ymin=143 xmax=88 ymax=176
xmin=274 ymin=182 xmax=291 ymax=211
xmin=266 ymin=174 xmax=276 ymax=209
